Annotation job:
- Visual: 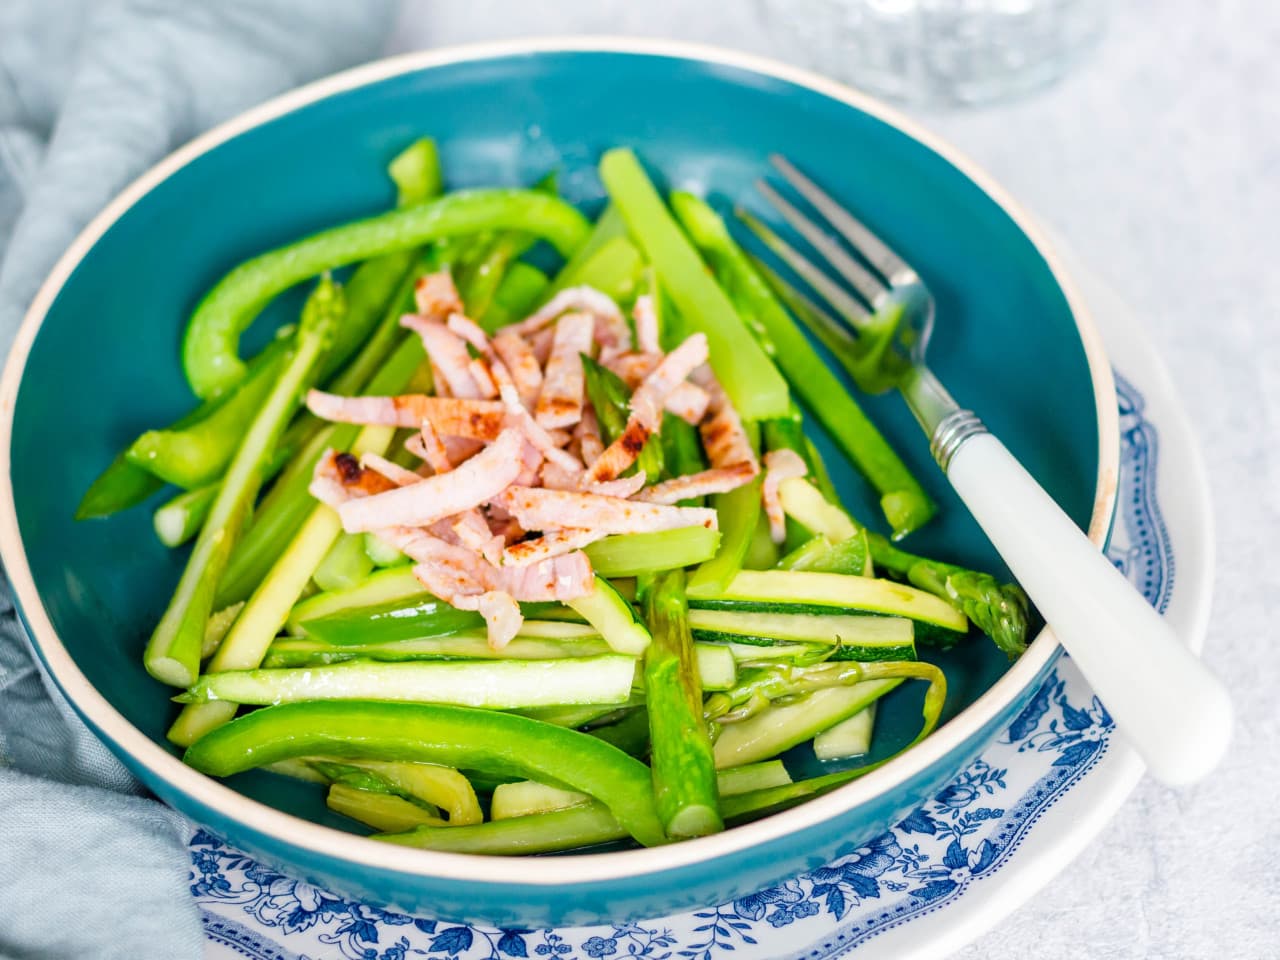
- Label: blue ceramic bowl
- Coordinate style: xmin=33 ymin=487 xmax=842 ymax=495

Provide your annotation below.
xmin=0 ymin=40 xmax=1117 ymax=927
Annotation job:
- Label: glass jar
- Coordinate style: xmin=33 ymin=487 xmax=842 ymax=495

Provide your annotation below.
xmin=757 ymin=0 xmax=1107 ymax=107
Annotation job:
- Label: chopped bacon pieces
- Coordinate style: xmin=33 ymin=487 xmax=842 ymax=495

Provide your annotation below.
xmin=414 ymin=271 xmax=463 ymax=319
xmin=306 ymin=392 xmax=507 ymax=439
xmin=302 ymin=283 xmax=766 ymax=629
xmin=534 ymin=312 xmax=594 ymax=429
xmin=633 ymin=294 xmax=661 ymax=355
xmin=502 ymin=528 xmax=607 ymax=567
xmin=492 ymin=330 xmax=543 ymax=410
xmin=494 ymin=486 xmax=718 ymax=536
xmin=699 ymin=374 xmax=759 ymax=471
xmin=401 ymin=315 xmax=483 ymax=399
xmin=636 ymin=462 xmax=758 ymax=505
xmin=337 ymin=429 xmax=524 ymax=533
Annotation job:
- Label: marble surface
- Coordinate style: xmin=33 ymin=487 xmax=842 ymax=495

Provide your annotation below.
xmin=387 ymin=5 xmax=1276 ymax=956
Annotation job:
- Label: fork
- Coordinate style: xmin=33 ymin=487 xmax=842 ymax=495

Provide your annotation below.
xmin=745 ymin=155 xmax=1231 ymax=786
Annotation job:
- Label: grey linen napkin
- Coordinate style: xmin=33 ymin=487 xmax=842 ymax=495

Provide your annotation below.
xmin=0 ymin=2 xmax=393 ymax=957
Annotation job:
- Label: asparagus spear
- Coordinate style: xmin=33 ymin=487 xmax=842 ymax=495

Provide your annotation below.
xmin=867 ymin=533 xmax=1031 ymax=658
xmin=643 ymin=569 xmax=722 ymax=839
xmin=707 ymin=660 xmax=946 ymax=768
xmin=143 ymin=277 xmax=343 ymax=687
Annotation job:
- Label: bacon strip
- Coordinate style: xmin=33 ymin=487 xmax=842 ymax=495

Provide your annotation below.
xmin=452 ymin=511 xmax=504 ymax=566
xmin=604 ymin=352 xmax=711 ymax=426
xmin=401 ymin=316 xmax=482 ymax=399
xmin=414 ymin=272 xmax=463 ymax=319
xmin=699 ymin=376 xmax=758 ymax=470
xmin=508 ymin=286 xmax=627 ymax=344
xmin=633 ymin=294 xmax=661 ymax=355
xmin=338 ymin=429 xmax=524 ymax=533
xmin=575 ymin=407 xmax=604 ymax=467
xmin=446 ymin=313 xmax=490 ymax=352
xmin=308 ymin=450 xmax=398 ymax=507
xmin=534 ymin=312 xmax=594 ymax=429
xmin=307 ymin=391 xmax=507 ymax=440
xmin=762 ymin=449 xmax=809 ymax=543
xmin=490 ymin=357 xmax=583 ymax=474
xmin=467 ymin=356 xmax=499 ymax=399
xmin=492 ymin=330 xmax=543 ymax=411
xmin=586 ymin=334 xmax=710 ymax=483
xmin=474 ymin=591 xmax=522 ymax=649
xmin=358 ymin=453 xmax=423 ymax=487
xmin=494 ymin=486 xmax=717 ymax=535
xmin=502 ymin=528 xmax=607 ymax=567
xmin=585 ymin=472 xmax=648 ymax=499
xmin=630 ymin=334 xmax=708 ymax=431
xmin=490 ymin=551 xmax=594 ymax=602
xmin=636 ymin=463 xmax=758 ymax=505
xmin=413 ymin=421 xmax=454 ymax=474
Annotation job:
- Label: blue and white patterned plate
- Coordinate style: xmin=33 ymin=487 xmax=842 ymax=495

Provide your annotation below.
xmin=191 ymin=254 xmax=1213 ymax=960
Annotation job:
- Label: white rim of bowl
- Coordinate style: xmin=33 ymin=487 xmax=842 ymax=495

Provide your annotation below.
xmin=0 ymin=37 xmax=1118 ymax=887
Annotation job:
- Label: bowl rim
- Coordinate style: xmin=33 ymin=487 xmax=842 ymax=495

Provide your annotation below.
xmin=0 ymin=36 xmax=1119 ymax=886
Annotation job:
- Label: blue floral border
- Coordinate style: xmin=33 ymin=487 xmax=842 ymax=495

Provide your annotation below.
xmin=191 ymin=370 xmax=1165 ymax=960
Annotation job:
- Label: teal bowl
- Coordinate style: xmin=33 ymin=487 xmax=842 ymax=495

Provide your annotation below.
xmin=0 ymin=40 xmax=1117 ymax=926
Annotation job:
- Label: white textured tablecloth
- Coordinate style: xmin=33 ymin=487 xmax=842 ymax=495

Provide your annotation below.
xmin=393 ymin=3 xmax=1277 ymax=957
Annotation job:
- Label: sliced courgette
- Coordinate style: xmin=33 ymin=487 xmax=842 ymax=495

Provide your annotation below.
xmin=689 ymin=608 xmax=915 ymax=662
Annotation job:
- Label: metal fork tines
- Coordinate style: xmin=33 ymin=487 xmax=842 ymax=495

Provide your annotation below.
xmin=743 ymin=153 xmax=952 ymax=437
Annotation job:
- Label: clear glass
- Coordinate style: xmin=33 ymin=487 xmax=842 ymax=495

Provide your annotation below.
xmin=757 ymin=0 xmax=1107 ymax=107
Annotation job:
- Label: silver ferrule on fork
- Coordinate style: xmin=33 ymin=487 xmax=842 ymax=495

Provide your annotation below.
xmin=899 ymin=365 xmax=988 ymax=471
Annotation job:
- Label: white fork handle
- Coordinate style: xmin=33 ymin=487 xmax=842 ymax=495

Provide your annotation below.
xmin=947 ymin=432 xmax=1232 ymax=786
